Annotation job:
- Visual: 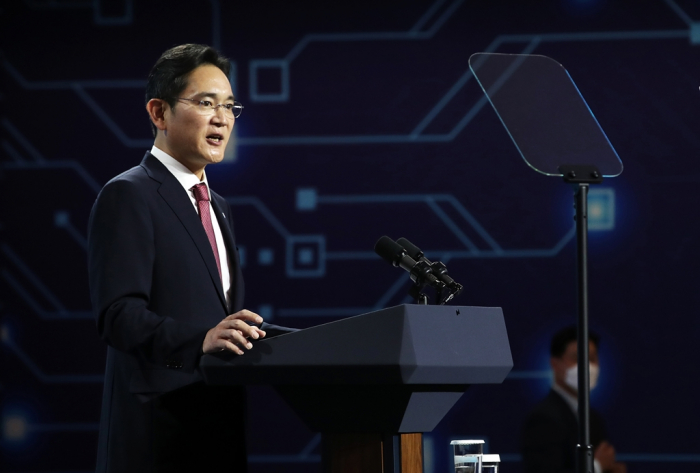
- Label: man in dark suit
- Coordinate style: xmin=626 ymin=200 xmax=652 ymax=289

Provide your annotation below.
xmin=521 ymin=327 xmax=626 ymax=473
xmin=88 ymin=44 xmax=292 ymax=472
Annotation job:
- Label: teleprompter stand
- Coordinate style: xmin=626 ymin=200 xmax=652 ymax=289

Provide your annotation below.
xmin=469 ymin=53 xmax=623 ymax=473
xmin=200 ymin=304 xmax=513 ymax=473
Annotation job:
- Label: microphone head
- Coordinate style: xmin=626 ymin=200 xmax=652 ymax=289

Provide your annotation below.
xmin=396 ymin=237 xmax=423 ymax=260
xmin=374 ymin=236 xmax=405 ymax=266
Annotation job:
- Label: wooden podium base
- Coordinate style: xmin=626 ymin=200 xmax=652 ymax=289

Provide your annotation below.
xmin=323 ymin=432 xmax=423 ymax=473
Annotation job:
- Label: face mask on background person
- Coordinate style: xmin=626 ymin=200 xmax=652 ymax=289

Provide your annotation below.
xmin=564 ymin=363 xmax=599 ymax=391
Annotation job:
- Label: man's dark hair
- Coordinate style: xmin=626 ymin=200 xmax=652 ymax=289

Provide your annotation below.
xmin=145 ymin=44 xmax=231 ymax=136
xmin=550 ymin=325 xmax=600 ymax=358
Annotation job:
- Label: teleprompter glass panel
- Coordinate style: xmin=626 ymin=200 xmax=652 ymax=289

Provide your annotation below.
xmin=469 ymin=53 xmax=623 ymax=177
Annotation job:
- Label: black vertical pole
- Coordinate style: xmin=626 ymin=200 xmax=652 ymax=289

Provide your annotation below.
xmin=575 ymin=183 xmax=593 ymax=473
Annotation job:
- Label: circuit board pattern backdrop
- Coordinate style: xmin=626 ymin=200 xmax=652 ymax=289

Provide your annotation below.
xmin=2 ymin=0 xmax=700 ymax=471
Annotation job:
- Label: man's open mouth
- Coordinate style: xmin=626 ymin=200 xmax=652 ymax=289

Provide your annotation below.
xmin=207 ymin=134 xmax=223 ymax=143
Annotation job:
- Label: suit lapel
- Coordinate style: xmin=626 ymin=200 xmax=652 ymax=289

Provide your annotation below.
xmin=140 ymin=153 xmax=227 ymax=310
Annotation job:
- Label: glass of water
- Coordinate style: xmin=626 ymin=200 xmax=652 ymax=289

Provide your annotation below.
xmin=451 ymin=439 xmax=484 ymax=473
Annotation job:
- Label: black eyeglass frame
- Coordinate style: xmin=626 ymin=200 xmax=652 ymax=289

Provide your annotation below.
xmin=176 ymin=97 xmax=244 ymax=118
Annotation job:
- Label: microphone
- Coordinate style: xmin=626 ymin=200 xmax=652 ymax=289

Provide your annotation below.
xmin=396 ymin=237 xmax=463 ymax=300
xmin=374 ymin=236 xmax=445 ymax=290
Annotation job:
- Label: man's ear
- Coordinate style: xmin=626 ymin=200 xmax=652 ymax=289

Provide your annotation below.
xmin=550 ymin=356 xmax=560 ymax=371
xmin=146 ymin=98 xmax=168 ymax=132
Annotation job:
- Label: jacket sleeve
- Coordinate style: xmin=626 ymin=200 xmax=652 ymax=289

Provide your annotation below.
xmin=88 ymin=178 xmax=209 ymax=372
xmin=260 ymin=322 xmax=300 ymax=337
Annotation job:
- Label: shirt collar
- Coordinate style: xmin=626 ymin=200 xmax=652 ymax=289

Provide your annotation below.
xmin=150 ymin=145 xmax=210 ymax=195
xmin=552 ymin=381 xmax=578 ymax=414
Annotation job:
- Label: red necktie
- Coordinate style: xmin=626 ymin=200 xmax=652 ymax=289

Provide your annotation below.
xmin=192 ymin=183 xmax=222 ymax=281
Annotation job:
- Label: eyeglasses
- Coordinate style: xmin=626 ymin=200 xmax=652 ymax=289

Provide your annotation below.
xmin=176 ymin=97 xmax=244 ymax=118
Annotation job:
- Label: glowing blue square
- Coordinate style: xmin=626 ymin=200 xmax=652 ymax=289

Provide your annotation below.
xmin=296 ymin=188 xmax=317 ymax=211
xmin=286 ymin=235 xmax=325 ymax=278
xmin=54 ymin=211 xmax=69 ymax=228
xmin=258 ymin=248 xmax=274 ymax=265
xmin=298 ymin=248 xmax=315 ymax=264
xmin=258 ymin=304 xmax=273 ymax=321
xmin=588 ymin=188 xmax=615 ymax=231
xmin=692 ymin=23 xmax=700 ymax=45
xmin=249 ymin=59 xmax=289 ymax=102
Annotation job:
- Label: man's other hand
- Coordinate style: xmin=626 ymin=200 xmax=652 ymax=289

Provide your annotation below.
xmin=202 ymin=310 xmax=267 ymax=355
xmin=595 ymin=441 xmax=627 ymax=473
xmin=609 ymin=463 xmax=627 ymax=473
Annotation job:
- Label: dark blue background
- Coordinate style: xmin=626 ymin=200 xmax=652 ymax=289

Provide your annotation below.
xmin=2 ymin=0 xmax=700 ymax=471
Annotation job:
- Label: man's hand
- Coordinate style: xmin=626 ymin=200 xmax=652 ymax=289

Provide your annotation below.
xmin=202 ymin=310 xmax=266 ymax=355
xmin=595 ymin=441 xmax=627 ymax=473
xmin=609 ymin=463 xmax=627 ymax=473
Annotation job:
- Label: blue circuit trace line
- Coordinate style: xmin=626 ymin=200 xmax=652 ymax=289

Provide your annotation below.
xmin=209 ymin=0 xmax=221 ymax=50
xmin=506 ymin=370 xmax=550 ymax=379
xmin=3 ymin=18 xmax=690 ymax=149
xmin=2 ymin=329 xmax=104 ymax=384
xmin=2 ymin=140 xmax=26 ymax=162
xmin=226 ymin=197 xmax=291 ymax=238
xmin=3 ymin=161 xmax=102 ymax=194
xmin=280 ymin=187 xmax=576 ymax=318
xmin=1 ymin=245 xmax=93 ymax=319
xmin=2 ymin=118 xmax=102 ymax=193
xmin=2 ymin=245 xmax=65 ymax=311
xmin=284 ymin=0 xmax=464 ymax=63
xmin=663 ymin=0 xmax=692 ymax=26
xmin=241 ymin=29 xmax=685 ymax=146
xmin=54 ymin=211 xmax=89 ymax=250
xmin=317 ymin=193 xmax=528 ymax=255
xmin=2 ymin=118 xmax=45 ymax=162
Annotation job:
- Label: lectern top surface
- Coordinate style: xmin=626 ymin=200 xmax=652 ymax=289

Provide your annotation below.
xmin=200 ymin=304 xmax=513 ymax=386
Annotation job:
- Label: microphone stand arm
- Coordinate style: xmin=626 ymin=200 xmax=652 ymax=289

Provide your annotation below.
xmin=408 ymin=284 xmax=429 ymax=305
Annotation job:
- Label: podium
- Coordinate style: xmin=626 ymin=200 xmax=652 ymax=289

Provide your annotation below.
xmin=200 ymin=304 xmax=513 ymax=473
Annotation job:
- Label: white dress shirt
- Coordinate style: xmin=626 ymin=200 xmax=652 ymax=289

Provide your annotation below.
xmin=150 ymin=146 xmax=232 ymax=308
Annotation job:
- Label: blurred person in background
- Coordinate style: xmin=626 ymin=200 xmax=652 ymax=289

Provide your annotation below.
xmin=521 ymin=326 xmax=626 ymax=473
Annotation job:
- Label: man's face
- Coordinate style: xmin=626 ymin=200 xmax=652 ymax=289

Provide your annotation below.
xmin=551 ymin=340 xmax=599 ymax=392
xmin=160 ymin=64 xmax=234 ymax=172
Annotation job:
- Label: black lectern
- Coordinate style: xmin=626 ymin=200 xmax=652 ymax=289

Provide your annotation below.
xmin=200 ymin=304 xmax=513 ymax=473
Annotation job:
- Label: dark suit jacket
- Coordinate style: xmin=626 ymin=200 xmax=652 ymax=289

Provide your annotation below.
xmin=88 ymin=152 xmax=288 ymax=472
xmin=521 ymin=389 xmax=608 ymax=473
